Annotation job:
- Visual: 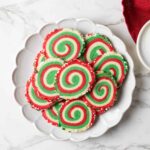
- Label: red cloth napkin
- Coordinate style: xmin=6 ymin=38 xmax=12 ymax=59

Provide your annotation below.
xmin=122 ymin=0 xmax=150 ymax=42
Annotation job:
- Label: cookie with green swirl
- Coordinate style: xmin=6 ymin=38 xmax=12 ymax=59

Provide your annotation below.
xmin=55 ymin=59 xmax=95 ymax=100
xmin=43 ymin=28 xmax=85 ymax=62
xmin=82 ymin=71 xmax=117 ymax=114
xmin=32 ymin=58 xmax=64 ymax=101
xmin=92 ymin=52 xmax=128 ymax=85
xmin=59 ymin=99 xmax=96 ymax=132
xmin=84 ymin=33 xmax=115 ymax=63
xmin=25 ymin=77 xmax=54 ymax=110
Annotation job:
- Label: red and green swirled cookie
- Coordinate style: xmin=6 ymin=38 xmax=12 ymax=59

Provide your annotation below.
xmin=43 ymin=28 xmax=85 ymax=61
xmin=92 ymin=52 xmax=128 ymax=85
xmin=55 ymin=59 xmax=95 ymax=99
xmin=34 ymin=50 xmax=46 ymax=69
xmin=26 ymin=78 xmax=53 ymax=110
xmin=59 ymin=99 xmax=96 ymax=132
xmin=42 ymin=101 xmax=64 ymax=126
xmin=82 ymin=71 xmax=117 ymax=114
xmin=32 ymin=58 xmax=64 ymax=101
xmin=84 ymin=33 xmax=115 ymax=63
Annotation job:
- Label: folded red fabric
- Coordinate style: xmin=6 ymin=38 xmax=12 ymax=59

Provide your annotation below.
xmin=122 ymin=0 xmax=150 ymax=42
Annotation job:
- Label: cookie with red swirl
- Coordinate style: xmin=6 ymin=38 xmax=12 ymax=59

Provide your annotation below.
xmin=84 ymin=33 xmax=115 ymax=63
xmin=59 ymin=99 xmax=96 ymax=132
xmin=55 ymin=59 xmax=95 ymax=100
xmin=26 ymin=77 xmax=54 ymax=110
xmin=82 ymin=71 xmax=117 ymax=114
xmin=43 ymin=28 xmax=85 ymax=62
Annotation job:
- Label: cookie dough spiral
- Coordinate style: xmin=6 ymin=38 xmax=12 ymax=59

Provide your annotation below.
xmin=32 ymin=58 xmax=64 ymax=101
xmin=26 ymin=78 xmax=53 ymax=110
xmin=92 ymin=52 xmax=128 ymax=85
xmin=85 ymin=34 xmax=115 ymax=63
xmin=83 ymin=71 xmax=117 ymax=114
xmin=43 ymin=28 xmax=85 ymax=61
xmin=55 ymin=59 xmax=95 ymax=99
xmin=59 ymin=99 xmax=96 ymax=132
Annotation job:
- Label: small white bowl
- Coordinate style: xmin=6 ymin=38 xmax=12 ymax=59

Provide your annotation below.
xmin=137 ymin=20 xmax=150 ymax=71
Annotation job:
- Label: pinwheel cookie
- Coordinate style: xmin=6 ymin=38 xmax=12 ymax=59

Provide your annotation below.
xmin=43 ymin=28 xmax=85 ymax=61
xmin=84 ymin=33 xmax=115 ymax=63
xmin=55 ymin=59 xmax=95 ymax=99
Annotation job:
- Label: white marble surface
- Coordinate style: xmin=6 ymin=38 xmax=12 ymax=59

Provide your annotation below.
xmin=0 ymin=0 xmax=150 ymax=149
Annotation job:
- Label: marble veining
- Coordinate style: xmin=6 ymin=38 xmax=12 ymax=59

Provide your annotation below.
xmin=0 ymin=0 xmax=150 ymax=149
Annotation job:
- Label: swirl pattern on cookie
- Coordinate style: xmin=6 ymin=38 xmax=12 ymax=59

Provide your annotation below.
xmin=85 ymin=34 xmax=115 ymax=63
xmin=83 ymin=71 xmax=117 ymax=114
xmin=92 ymin=52 xmax=128 ymax=84
xmin=32 ymin=58 xmax=64 ymax=101
xmin=26 ymin=78 xmax=53 ymax=110
xmin=42 ymin=101 xmax=64 ymax=126
xmin=59 ymin=99 xmax=96 ymax=132
xmin=55 ymin=59 xmax=95 ymax=99
xmin=43 ymin=28 xmax=85 ymax=61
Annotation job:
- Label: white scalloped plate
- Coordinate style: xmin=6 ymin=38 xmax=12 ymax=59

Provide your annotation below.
xmin=13 ymin=18 xmax=135 ymax=142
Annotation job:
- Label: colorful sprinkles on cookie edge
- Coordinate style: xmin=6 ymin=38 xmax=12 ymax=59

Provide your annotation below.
xmin=34 ymin=50 xmax=46 ymax=69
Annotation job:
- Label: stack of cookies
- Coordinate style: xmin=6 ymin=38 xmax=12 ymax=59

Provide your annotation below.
xmin=26 ymin=28 xmax=128 ymax=132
